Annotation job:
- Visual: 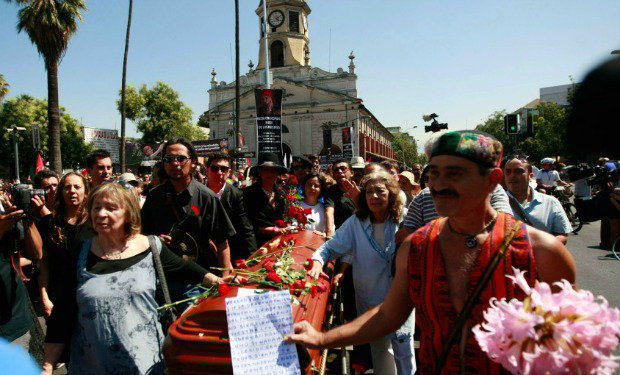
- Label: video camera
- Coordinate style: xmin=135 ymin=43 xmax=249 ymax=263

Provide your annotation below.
xmin=9 ymin=184 xmax=47 ymax=215
xmin=423 ymin=113 xmax=449 ymax=133
xmin=564 ymin=163 xmax=619 ymax=221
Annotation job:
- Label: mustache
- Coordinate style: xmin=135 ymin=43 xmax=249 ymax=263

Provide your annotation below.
xmin=431 ymin=188 xmax=459 ymax=198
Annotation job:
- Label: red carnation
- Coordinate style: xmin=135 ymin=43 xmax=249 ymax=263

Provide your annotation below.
xmin=286 ymin=195 xmax=295 ymax=202
xmin=191 ymin=206 xmax=200 ymax=216
xmin=266 ymin=272 xmax=282 ymax=284
xmin=263 ymin=260 xmax=275 ymax=272
xmin=275 ymin=219 xmax=286 ymax=228
xmin=310 ymin=285 xmax=317 ymax=297
xmin=316 ymin=280 xmax=328 ymax=293
xmin=287 ymin=206 xmax=297 ymax=219
xmin=287 ymin=175 xmax=298 ymax=186
xmin=293 ymin=280 xmax=306 ymax=290
xmin=303 ymin=258 xmax=314 ymax=271
xmin=351 ymin=364 xmax=366 ymax=374
xmin=218 ymin=284 xmax=230 ymax=296
xmin=237 ymin=277 xmax=248 ymax=283
xmin=298 ymin=215 xmax=308 ymax=224
xmin=303 ymin=208 xmax=312 ymax=215
xmin=234 ymin=259 xmax=247 ymax=269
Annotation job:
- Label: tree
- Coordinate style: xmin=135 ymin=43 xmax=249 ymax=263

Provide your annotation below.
xmin=117 ymin=82 xmax=204 ymax=144
xmin=119 ymin=0 xmax=133 ymax=172
xmin=391 ymin=132 xmax=419 ymax=167
xmin=0 ymin=94 xmax=93 ymax=177
xmin=520 ymin=102 xmax=568 ymax=162
xmin=0 ymin=74 xmax=9 ymax=102
xmin=12 ymin=0 xmax=87 ymax=174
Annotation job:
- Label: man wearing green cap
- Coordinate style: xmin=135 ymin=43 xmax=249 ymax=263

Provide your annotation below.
xmin=285 ymin=130 xmax=576 ymax=373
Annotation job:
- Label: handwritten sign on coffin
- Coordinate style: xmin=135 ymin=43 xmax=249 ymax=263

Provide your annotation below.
xmin=225 ymin=290 xmax=301 ymax=375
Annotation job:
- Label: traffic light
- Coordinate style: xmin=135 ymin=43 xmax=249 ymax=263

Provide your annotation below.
xmin=527 ymin=114 xmax=535 ymax=136
xmin=504 ymin=114 xmax=518 ymax=134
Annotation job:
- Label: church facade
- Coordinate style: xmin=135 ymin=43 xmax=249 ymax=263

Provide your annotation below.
xmin=206 ymin=0 xmax=394 ymax=164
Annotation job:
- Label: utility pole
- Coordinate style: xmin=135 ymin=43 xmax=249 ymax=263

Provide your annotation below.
xmin=235 ymin=0 xmax=240 ymax=152
xmin=262 ymin=0 xmax=270 ymax=89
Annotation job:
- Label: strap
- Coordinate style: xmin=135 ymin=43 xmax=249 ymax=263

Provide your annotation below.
xmin=507 ymin=194 xmax=533 ymax=226
xmin=434 ymin=219 xmax=523 ymax=375
xmin=149 ymin=235 xmax=174 ymax=309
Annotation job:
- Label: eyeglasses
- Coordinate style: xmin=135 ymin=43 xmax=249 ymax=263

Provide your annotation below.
xmin=163 ymin=155 xmax=190 ymax=164
xmin=210 ymin=165 xmax=230 ymax=173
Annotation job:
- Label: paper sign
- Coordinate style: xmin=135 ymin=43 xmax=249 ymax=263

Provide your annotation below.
xmin=225 ymin=290 xmax=300 ymax=375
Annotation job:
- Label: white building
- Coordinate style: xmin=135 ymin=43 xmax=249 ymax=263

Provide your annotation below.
xmin=206 ymin=0 xmax=394 ymax=163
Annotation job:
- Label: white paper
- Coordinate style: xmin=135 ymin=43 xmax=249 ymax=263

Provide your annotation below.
xmin=235 ymin=288 xmax=266 ymax=297
xmin=225 ymin=290 xmax=301 ymax=375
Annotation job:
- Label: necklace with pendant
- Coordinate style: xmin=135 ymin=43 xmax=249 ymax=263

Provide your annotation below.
xmin=446 ymin=214 xmax=498 ymax=249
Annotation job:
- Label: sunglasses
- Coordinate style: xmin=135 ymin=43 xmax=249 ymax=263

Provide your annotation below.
xmin=210 ymin=165 xmax=230 ymax=173
xmin=163 ymin=155 xmax=190 ymax=164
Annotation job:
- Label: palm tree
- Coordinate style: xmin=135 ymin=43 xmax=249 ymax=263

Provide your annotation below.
xmin=120 ymin=0 xmax=133 ymax=172
xmin=0 ymin=73 xmax=9 ymax=102
xmin=13 ymin=0 xmax=87 ymax=174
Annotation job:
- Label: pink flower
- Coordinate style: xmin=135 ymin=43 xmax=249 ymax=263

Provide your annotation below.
xmin=473 ymin=267 xmax=620 ymax=374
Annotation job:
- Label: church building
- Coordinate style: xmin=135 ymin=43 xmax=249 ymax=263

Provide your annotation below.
xmin=206 ymin=0 xmax=394 ymax=164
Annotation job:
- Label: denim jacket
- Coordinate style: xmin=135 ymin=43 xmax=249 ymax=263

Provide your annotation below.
xmin=312 ymin=214 xmax=413 ymax=337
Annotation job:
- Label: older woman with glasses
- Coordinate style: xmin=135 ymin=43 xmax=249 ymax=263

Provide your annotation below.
xmin=42 ymin=182 xmax=230 ymax=375
xmin=308 ymin=171 xmax=416 ymax=375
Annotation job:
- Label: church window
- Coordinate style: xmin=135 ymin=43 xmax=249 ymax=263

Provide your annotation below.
xmin=289 ymin=11 xmax=299 ymax=33
xmin=271 ymin=40 xmax=285 ymax=67
xmin=323 ymin=129 xmax=332 ymax=148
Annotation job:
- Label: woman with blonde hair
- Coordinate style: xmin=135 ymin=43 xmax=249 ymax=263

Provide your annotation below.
xmin=308 ymin=170 xmax=415 ymax=375
xmin=42 ymin=182 xmax=230 ymax=375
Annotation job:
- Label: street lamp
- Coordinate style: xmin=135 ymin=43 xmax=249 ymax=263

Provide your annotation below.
xmin=5 ymin=126 xmax=26 ymax=183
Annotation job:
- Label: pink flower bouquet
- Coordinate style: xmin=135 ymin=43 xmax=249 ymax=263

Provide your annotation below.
xmin=473 ymin=268 xmax=620 ymax=374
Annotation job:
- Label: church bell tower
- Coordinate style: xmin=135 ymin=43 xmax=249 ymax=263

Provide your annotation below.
xmin=256 ymin=0 xmax=311 ymax=69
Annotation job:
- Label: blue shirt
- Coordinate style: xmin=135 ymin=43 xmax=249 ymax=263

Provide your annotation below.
xmin=507 ymin=189 xmax=573 ymax=235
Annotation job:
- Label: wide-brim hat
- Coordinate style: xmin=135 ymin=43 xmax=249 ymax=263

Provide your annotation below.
xmin=257 ymin=152 xmax=287 ymax=173
xmin=350 ymin=156 xmax=366 ymax=169
xmin=399 ymin=171 xmax=419 ymax=186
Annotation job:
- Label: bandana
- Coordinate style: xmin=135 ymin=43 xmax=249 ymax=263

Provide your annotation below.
xmin=426 ymin=130 xmax=503 ymax=168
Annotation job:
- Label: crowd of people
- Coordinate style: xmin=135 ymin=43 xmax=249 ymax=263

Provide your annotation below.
xmin=0 ymin=129 xmax=619 ymax=374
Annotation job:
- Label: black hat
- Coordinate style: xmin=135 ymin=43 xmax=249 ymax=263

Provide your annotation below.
xmin=292 ymin=155 xmax=312 ymax=168
xmin=257 ymin=152 xmax=287 ymax=173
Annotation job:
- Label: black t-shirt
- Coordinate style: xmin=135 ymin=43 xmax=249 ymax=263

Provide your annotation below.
xmin=141 ymin=179 xmax=236 ymax=269
xmin=0 ymin=226 xmax=32 ymax=341
xmin=37 ymin=215 xmax=81 ymax=301
xmin=324 ymin=184 xmax=356 ymax=229
xmin=45 ymin=241 xmax=207 ymax=344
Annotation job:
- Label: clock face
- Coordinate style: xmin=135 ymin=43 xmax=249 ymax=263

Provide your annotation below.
xmin=268 ymin=10 xmax=284 ymax=27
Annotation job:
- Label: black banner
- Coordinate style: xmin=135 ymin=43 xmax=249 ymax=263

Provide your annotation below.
xmin=193 ymin=138 xmax=229 ymax=157
xmin=255 ymin=89 xmax=283 ymax=156
xmin=342 ymin=127 xmax=353 ymax=160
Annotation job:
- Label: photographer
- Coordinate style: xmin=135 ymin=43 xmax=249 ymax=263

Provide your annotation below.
xmin=0 ymin=195 xmax=43 ymax=352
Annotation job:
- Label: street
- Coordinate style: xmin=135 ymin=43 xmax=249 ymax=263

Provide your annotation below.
xmin=565 ymin=220 xmax=619 ymax=309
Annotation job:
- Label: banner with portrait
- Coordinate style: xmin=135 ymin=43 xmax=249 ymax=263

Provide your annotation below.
xmin=255 ymin=89 xmax=283 ymax=157
xmin=342 ymin=126 xmax=353 ymax=160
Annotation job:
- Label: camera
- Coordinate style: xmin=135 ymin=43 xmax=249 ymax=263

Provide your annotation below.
xmin=565 ymin=163 xmax=619 ymax=221
xmin=423 ymin=113 xmax=449 ymax=133
xmin=9 ymin=184 xmax=47 ymax=214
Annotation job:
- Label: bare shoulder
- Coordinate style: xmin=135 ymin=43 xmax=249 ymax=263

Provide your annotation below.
xmin=526 ymin=225 xmax=577 ymax=285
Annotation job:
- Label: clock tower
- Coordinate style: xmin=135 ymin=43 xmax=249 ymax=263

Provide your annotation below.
xmin=256 ymin=0 xmax=311 ymax=69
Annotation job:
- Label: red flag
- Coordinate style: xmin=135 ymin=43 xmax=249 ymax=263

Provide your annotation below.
xmin=35 ymin=152 xmax=44 ymax=174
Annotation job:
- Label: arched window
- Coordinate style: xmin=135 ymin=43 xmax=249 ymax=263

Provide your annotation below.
xmin=271 ymin=40 xmax=285 ymax=68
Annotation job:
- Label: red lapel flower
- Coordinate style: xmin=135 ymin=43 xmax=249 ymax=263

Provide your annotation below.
xmin=191 ymin=206 xmax=200 ymax=216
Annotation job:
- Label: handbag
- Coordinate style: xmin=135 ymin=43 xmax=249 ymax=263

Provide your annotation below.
xmin=434 ymin=219 xmax=523 ymax=374
xmin=148 ymin=235 xmax=178 ymax=334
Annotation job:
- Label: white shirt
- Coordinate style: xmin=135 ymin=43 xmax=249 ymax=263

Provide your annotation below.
xmin=298 ymin=201 xmax=331 ymax=233
xmin=507 ymin=189 xmax=573 ymax=235
xmin=536 ymin=169 xmax=561 ymax=186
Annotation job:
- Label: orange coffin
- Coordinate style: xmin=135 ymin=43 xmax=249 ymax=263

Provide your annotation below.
xmin=163 ymin=230 xmax=332 ymax=374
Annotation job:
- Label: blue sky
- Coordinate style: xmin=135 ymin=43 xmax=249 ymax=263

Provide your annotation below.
xmin=1 ymin=0 xmax=619 ymax=148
